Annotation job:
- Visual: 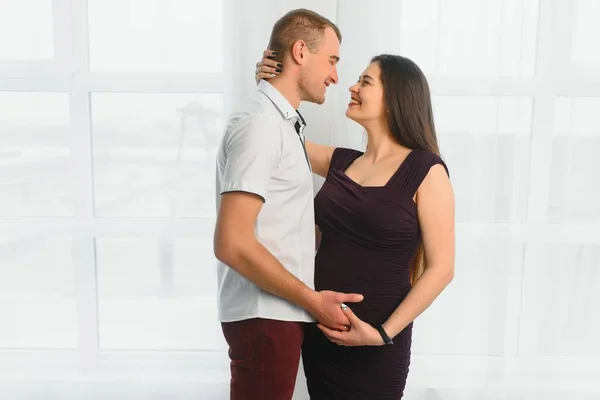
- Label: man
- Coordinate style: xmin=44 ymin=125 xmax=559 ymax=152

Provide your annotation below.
xmin=213 ymin=8 xmax=362 ymax=400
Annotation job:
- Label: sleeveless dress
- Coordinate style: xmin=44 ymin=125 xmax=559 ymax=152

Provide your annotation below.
xmin=302 ymin=147 xmax=449 ymax=400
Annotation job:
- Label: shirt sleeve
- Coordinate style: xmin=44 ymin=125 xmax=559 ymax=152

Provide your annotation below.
xmin=219 ymin=115 xmax=282 ymax=202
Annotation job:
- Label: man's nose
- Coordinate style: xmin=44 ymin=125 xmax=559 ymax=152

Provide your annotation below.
xmin=330 ymin=67 xmax=339 ymax=85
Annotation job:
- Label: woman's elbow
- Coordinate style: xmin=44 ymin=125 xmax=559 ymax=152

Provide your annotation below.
xmin=432 ymin=263 xmax=454 ymax=286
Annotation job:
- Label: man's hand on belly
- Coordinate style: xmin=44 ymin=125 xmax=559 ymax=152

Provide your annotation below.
xmin=304 ymin=290 xmax=364 ymax=331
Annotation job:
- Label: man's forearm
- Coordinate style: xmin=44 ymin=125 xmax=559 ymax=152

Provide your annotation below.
xmin=216 ymin=238 xmax=319 ymax=312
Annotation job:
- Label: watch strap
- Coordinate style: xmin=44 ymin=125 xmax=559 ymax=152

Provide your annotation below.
xmin=375 ymin=325 xmax=393 ymax=345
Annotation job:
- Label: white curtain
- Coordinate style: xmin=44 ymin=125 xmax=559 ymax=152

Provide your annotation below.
xmin=0 ymin=0 xmax=598 ymax=399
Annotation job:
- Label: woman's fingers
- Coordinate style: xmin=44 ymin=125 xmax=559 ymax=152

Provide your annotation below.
xmin=255 ymin=62 xmax=281 ymax=80
xmin=256 ymin=59 xmax=280 ymax=69
xmin=255 ymin=50 xmax=278 ymax=83
xmin=260 ymin=64 xmax=280 ymax=74
xmin=258 ymin=49 xmax=282 ymax=69
xmin=259 ymin=59 xmax=282 ymax=70
xmin=257 ymin=71 xmax=276 ymax=79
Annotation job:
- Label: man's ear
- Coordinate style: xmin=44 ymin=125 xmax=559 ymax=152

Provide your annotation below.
xmin=290 ymin=40 xmax=307 ymax=65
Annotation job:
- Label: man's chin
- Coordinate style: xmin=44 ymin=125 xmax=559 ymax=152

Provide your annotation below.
xmin=304 ymin=92 xmax=326 ymax=105
xmin=306 ymin=98 xmax=325 ymax=105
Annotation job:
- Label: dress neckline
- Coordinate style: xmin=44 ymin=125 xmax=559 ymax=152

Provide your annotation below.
xmin=341 ymin=149 xmax=417 ymax=189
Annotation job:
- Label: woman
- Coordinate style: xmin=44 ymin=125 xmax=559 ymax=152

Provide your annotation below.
xmin=256 ymin=51 xmax=455 ymax=399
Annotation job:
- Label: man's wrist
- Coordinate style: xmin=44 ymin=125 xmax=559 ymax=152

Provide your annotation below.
xmin=297 ymin=287 xmax=321 ymax=314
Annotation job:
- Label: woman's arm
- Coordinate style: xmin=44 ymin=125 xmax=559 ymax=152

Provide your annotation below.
xmin=315 ymin=163 xmax=455 ymax=347
xmin=382 ymin=164 xmax=455 ymax=338
xmin=306 ymin=141 xmax=335 ymax=178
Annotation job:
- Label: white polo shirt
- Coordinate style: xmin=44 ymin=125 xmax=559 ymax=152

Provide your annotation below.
xmin=215 ymin=80 xmax=315 ymax=323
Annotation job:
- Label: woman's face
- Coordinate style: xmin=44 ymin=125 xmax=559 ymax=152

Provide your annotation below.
xmin=345 ymin=61 xmax=387 ymax=124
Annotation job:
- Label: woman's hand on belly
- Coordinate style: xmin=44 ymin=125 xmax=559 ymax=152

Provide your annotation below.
xmin=317 ymin=304 xmax=384 ymax=347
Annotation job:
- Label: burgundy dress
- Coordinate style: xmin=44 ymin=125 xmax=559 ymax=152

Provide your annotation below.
xmin=302 ymin=147 xmax=449 ymax=400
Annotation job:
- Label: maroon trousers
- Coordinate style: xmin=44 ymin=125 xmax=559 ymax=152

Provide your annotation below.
xmin=221 ymin=318 xmax=305 ymax=400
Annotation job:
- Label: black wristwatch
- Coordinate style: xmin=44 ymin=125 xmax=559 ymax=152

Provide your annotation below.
xmin=375 ymin=325 xmax=393 ymax=345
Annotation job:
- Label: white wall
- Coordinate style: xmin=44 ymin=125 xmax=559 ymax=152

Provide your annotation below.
xmin=0 ymin=0 xmax=599 ymax=399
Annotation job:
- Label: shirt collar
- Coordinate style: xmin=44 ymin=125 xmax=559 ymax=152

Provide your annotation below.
xmin=258 ymin=80 xmax=306 ymax=129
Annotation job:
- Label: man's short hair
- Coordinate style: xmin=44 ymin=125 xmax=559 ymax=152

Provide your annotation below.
xmin=268 ymin=9 xmax=342 ymax=59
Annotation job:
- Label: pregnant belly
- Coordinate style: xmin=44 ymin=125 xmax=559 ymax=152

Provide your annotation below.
xmin=314 ymin=237 xmax=412 ymax=326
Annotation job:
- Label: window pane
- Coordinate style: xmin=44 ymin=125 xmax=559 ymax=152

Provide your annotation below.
xmin=433 ymin=96 xmax=533 ymax=223
xmin=0 ymin=92 xmax=73 ymax=216
xmin=0 ymin=236 xmax=77 ymax=348
xmin=91 ymin=93 xmax=223 ymax=218
xmin=88 ymin=0 xmax=223 ymax=73
xmin=520 ymin=243 xmax=600 ymax=357
xmin=571 ymin=0 xmax=600 ymax=73
xmin=549 ymin=137 xmax=600 ymax=224
xmin=554 ymin=97 xmax=600 ymax=137
xmin=413 ymin=237 xmax=523 ymax=356
xmin=550 ymin=97 xmax=600 ymax=223
xmin=400 ymin=0 xmax=539 ymax=76
xmin=96 ymin=232 xmax=226 ymax=350
xmin=0 ymin=0 xmax=54 ymax=60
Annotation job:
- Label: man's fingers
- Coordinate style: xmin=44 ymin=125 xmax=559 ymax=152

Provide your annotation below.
xmin=317 ymin=324 xmax=343 ymax=340
xmin=317 ymin=323 xmax=336 ymax=337
xmin=317 ymin=324 xmax=353 ymax=347
xmin=333 ymin=313 xmax=352 ymax=331
xmin=339 ymin=293 xmax=364 ymax=303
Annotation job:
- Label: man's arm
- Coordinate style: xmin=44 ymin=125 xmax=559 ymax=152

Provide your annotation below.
xmin=214 ymin=192 xmax=318 ymax=311
xmin=214 ymin=192 xmax=363 ymax=330
xmin=214 ymin=115 xmax=362 ymax=330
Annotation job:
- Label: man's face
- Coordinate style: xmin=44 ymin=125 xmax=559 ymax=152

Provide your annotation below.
xmin=300 ymin=27 xmax=340 ymax=104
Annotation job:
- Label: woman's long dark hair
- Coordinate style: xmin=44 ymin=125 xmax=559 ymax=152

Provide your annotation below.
xmin=371 ymin=54 xmax=439 ymax=286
